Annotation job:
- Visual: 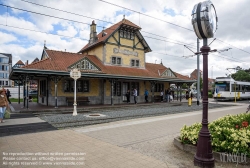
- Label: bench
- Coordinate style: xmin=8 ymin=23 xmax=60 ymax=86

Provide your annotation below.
xmin=154 ymin=95 xmax=162 ymax=102
xmin=66 ymin=97 xmax=90 ymax=106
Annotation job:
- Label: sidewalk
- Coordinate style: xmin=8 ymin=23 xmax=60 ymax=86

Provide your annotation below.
xmin=0 ymin=104 xmax=248 ymax=167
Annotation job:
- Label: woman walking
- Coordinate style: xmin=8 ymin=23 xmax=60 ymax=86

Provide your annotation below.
xmin=0 ymin=89 xmax=9 ymax=123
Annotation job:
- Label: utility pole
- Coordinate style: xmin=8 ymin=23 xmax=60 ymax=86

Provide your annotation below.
xmin=197 ymin=38 xmax=200 ymax=106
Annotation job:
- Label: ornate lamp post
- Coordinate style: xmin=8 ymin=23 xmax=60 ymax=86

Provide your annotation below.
xmin=70 ymin=68 xmax=81 ymax=116
xmin=191 ymin=1 xmax=218 ymax=167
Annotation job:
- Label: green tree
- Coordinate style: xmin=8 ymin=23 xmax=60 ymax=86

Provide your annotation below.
xmin=182 ymin=83 xmax=188 ymax=89
xmin=194 ymin=78 xmax=203 ymax=90
xmin=231 ymin=70 xmax=250 ymax=81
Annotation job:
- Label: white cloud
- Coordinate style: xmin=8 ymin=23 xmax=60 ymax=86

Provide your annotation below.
xmin=0 ymin=0 xmax=249 ymax=79
xmin=0 ymin=32 xmax=17 ymax=44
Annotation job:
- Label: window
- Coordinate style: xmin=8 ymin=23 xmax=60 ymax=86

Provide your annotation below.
xmin=136 ymin=60 xmax=139 ymax=67
xmin=112 ymin=57 xmax=116 ymax=64
xmin=112 ymin=81 xmax=121 ymax=96
xmin=111 ymin=57 xmax=121 ymax=65
xmin=2 ymin=65 xmax=4 ymax=71
xmin=131 ymin=60 xmax=135 ymax=66
xmin=120 ymin=30 xmax=124 ymax=38
xmin=215 ymin=82 xmax=230 ymax=92
xmin=5 ymin=81 xmax=8 ymax=86
xmin=0 ymin=58 xmax=9 ymax=63
xmin=64 ymin=80 xmax=89 ymax=92
xmin=120 ymin=29 xmax=134 ymax=40
xmin=131 ymin=60 xmax=139 ymax=67
xmin=154 ymin=83 xmax=164 ymax=92
xmin=117 ymin=58 xmax=121 ymax=64
xmin=130 ymin=33 xmax=134 ymax=39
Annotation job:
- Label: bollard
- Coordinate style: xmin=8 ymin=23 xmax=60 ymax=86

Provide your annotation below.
xmin=188 ymin=97 xmax=192 ymax=106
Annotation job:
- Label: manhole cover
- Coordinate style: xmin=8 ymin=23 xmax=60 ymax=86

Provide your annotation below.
xmin=85 ymin=113 xmax=106 ymax=118
xmin=89 ymin=114 xmax=100 ymax=116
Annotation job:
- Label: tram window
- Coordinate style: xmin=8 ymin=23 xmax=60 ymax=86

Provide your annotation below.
xmin=245 ymin=85 xmax=250 ymax=92
xmin=231 ymin=84 xmax=240 ymax=92
xmin=215 ymin=83 xmax=230 ymax=91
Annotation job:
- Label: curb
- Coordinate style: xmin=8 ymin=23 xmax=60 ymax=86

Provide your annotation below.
xmin=173 ymin=136 xmax=250 ymax=165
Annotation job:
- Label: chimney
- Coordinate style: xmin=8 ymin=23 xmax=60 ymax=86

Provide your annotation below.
xmin=89 ymin=20 xmax=98 ymax=44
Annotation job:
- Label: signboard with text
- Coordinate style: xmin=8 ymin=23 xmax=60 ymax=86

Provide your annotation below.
xmin=70 ymin=68 xmax=81 ymax=80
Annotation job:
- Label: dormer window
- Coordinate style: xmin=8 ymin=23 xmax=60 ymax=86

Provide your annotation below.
xmin=120 ymin=29 xmax=134 ymax=40
xmin=120 ymin=30 xmax=124 ymax=37
xmin=162 ymin=69 xmax=175 ymax=77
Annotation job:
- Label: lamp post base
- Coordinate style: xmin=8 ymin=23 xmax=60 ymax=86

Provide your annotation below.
xmin=73 ymin=103 xmax=77 ymax=116
xmin=194 ymin=156 xmax=214 ymax=168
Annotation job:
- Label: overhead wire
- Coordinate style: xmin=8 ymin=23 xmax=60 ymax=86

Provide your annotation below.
xmin=98 ymin=0 xmax=194 ymax=32
xmin=1 ymin=1 xmax=250 ymax=63
xmin=216 ymin=39 xmax=250 ymax=55
xmin=97 ymin=0 xmax=250 ymax=57
xmin=0 ymin=3 xmax=196 ymax=48
xmin=0 ymin=23 xmax=89 ymax=41
xmin=18 ymin=0 xmax=197 ymax=47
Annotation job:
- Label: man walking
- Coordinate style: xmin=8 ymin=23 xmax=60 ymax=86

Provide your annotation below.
xmin=144 ymin=89 xmax=149 ymax=103
xmin=133 ymin=88 xmax=137 ymax=104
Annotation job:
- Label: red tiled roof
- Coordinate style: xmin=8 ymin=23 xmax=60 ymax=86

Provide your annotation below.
xmin=174 ymin=71 xmax=191 ymax=80
xmin=79 ymin=19 xmax=141 ymax=53
xmin=16 ymin=60 xmax=25 ymax=65
xmin=20 ymin=49 xmax=192 ymax=81
xmin=32 ymin=58 xmax=39 ymax=64
xmin=22 ymin=50 xmax=84 ymax=71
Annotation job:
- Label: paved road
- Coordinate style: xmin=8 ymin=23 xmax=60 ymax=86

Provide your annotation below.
xmin=73 ymin=104 xmax=249 ymax=167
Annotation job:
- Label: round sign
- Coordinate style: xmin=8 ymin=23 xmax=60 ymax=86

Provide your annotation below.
xmin=191 ymin=0 xmax=218 ymax=39
xmin=70 ymin=68 xmax=81 ymax=80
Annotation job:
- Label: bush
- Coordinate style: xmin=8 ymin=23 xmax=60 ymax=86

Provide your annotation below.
xmin=180 ymin=113 xmax=250 ymax=157
xmin=208 ymin=92 xmax=213 ymax=98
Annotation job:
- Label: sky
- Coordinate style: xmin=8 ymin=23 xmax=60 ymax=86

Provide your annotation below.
xmin=0 ymin=0 xmax=250 ymax=79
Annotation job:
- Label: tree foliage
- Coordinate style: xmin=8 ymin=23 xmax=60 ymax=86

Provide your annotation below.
xmin=194 ymin=78 xmax=203 ymax=90
xmin=231 ymin=70 xmax=250 ymax=82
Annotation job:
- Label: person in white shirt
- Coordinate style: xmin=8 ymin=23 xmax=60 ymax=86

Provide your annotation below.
xmin=160 ymin=90 xmax=164 ymax=102
xmin=133 ymin=88 xmax=137 ymax=104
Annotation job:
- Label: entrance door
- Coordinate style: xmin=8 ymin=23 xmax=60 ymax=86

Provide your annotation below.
xmin=122 ymin=82 xmax=129 ymax=101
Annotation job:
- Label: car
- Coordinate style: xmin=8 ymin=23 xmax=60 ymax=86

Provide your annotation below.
xmin=29 ymin=90 xmax=38 ymax=96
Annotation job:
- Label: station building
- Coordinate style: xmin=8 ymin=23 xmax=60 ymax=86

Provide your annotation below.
xmin=10 ymin=18 xmax=195 ymax=107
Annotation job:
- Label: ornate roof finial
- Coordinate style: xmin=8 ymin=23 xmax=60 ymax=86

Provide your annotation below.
xmin=44 ymin=40 xmax=47 ymax=49
xmin=161 ymin=59 xmax=163 ymax=65
xmin=123 ymin=14 xmax=125 ymax=19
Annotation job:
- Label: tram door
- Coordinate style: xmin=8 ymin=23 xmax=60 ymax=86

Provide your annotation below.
xmin=122 ymin=82 xmax=129 ymax=101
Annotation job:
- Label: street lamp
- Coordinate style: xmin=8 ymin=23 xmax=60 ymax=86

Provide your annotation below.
xmin=191 ymin=0 xmax=218 ymax=167
xmin=70 ymin=68 xmax=81 ymax=116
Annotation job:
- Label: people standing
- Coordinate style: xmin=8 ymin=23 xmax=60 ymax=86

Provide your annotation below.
xmin=165 ymin=88 xmax=170 ymax=102
xmin=160 ymin=90 xmax=164 ymax=102
xmin=133 ymin=88 xmax=137 ymax=104
xmin=6 ymin=89 xmax=11 ymax=104
xmin=126 ymin=89 xmax=130 ymax=103
xmin=144 ymin=89 xmax=149 ymax=103
xmin=0 ymin=89 xmax=9 ymax=123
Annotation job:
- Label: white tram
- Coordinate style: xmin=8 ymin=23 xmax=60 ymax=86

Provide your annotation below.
xmin=214 ymin=77 xmax=250 ymax=101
